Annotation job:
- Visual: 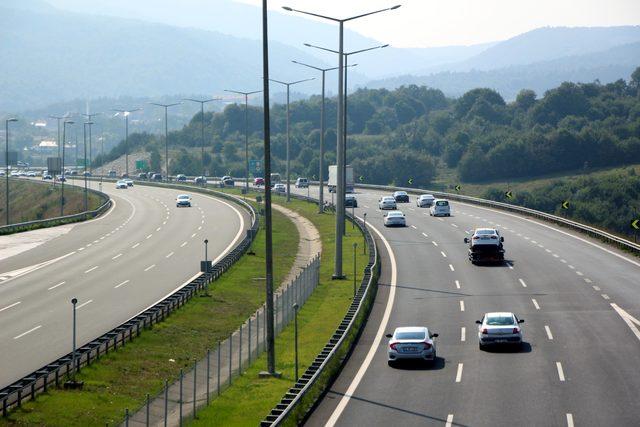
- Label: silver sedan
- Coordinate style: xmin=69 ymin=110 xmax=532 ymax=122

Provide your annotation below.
xmin=477 ymin=312 xmax=524 ymax=350
xmin=386 ymin=326 xmax=438 ymax=366
xmin=378 ymin=196 xmax=397 ymax=210
xmin=383 ymin=211 xmax=406 ymax=227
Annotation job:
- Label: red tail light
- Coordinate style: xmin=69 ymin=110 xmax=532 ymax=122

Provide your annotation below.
xmin=482 ymin=328 xmax=489 ymax=334
xmin=390 ymin=342 xmax=398 ymax=351
xmin=423 ymin=342 xmax=432 ymax=350
xmin=512 ymin=328 xmax=520 ymax=334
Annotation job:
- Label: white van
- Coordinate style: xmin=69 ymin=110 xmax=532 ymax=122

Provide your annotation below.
xmin=429 ymin=199 xmax=451 ymax=217
xmin=295 ymin=177 xmax=308 ymax=188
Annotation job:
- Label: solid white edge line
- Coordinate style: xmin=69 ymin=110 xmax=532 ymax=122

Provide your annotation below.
xmin=0 ymin=301 xmax=21 ymax=313
xmin=446 ymin=414 xmax=454 ymax=427
xmin=325 ymin=220 xmax=397 ymax=427
xmin=14 ymin=325 xmax=42 ymax=340
xmin=556 ymin=362 xmax=565 ymax=381
xmin=545 ymin=325 xmax=554 ymax=340
xmin=455 ymin=363 xmax=464 ymax=382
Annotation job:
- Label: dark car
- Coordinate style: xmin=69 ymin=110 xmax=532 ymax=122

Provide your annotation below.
xmin=83 ymin=171 xmax=92 ymax=177
xmin=254 ymin=177 xmax=265 ymax=186
xmin=176 ymin=174 xmax=187 ymax=182
xmin=121 ymin=173 xmax=129 ymax=178
xmin=393 ymin=191 xmax=410 ymax=203
xmin=42 ymin=174 xmax=53 ymax=180
xmin=223 ymin=178 xmax=235 ymax=187
xmin=151 ymin=173 xmax=162 ymax=181
xmin=345 ymin=194 xmax=358 ymax=208
xmin=195 ymin=176 xmax=207 ymax=185
xmin=137 ymin=172 xmax=148 ymax=180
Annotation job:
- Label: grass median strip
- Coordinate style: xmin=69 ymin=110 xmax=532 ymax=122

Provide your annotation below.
xmin=1 ymin=204 xmax=298 ymax=427
xmin=188 ymin=196 xmax=369 ymax=426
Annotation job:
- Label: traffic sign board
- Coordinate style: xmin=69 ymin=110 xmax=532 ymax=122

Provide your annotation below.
xmin=249 ymin=159 xmax=262 ymax=175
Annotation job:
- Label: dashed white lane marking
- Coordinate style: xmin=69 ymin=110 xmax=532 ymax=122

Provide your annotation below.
xmin=576 ymin=271 xmax=583 ymax=276
xmin=566 ymin=413 xmax=574 ymax=427
xmin=556 ymin=362 xmax=566 ymax=381
xmin=553 ymin=254 xmax=560 ymax=258
xmin=99 ymin=236 xmax=105 ymax=240
xmin=14 ymin=325 xmax=42 ymax=340
xmin=451 ymin=223 xmax=458 ymax=228
xmin=455 ymin=280 xmax=461 ymax=289
xmin=593 ymin=286 xmax=601 ymax=291
xmin=455 ymin=363 xmax=464 ymax=382
xmin=568 ymin=265 xmax=575 ymax=270
xmin=132 ymin=243 xmax=140 ymax=249
xmin=166 ymin=252 xmax=174 ymax=258
xmin=114 ymin=280 xmax=130 ymax=289
xmin=146 ymin=234 xmax=153 ymax=239
xmin=86 ymin=243 xmax=92 ymax=247
xmin=545 ymin=325 xmax=554 ymax=340
xmin=432 ymin=241 xmax=438 ymax=246
xmin=446 ymin=414 xmax=454 ymax=427
xmin=459 ymin=300 xmax=465 ymax=312
xmin=461 ymin=327 xmax=466 ymax=342
xmin=181 ymin=242 xmax=188 ymax=247
xmin=449 ymin=264 xmax=455 ymax=272
xmin=438 ymin=218 xmax=444 ymax=222
xmin=532 ymin=298 xmax=540 ymax=310
xmin=112 ymin=253 xmax=122 ymax=260
xmin=538 ymin=244 xmax=544 ymax=248
xmin=410 ymin=225 xmax=417 ymax=229
xmin=78 ymin=247 xmax=85 ymax=251
xmin=519 ymin=278 xmax=527 ymax=288
xmin=601 ymin=294 xmax=610 ymax=300
xmin=421 ymin=232 xmax=428 ymax=238
xmin=517 ymin=233 xmax=522 ymax=237
xmin=47 ymin=281 xmax=66 ymax=291
xmin=507 ymin=262 xmax=514 ymax=270
xmin=163 ymin=221 xmax=167 ymax=225
xmin=144 ymin=264 xmax=156 ymax=272
xmin=198 ymin=226 xmax=202 ymax=230
xmin=409 ymin=208 xmax=415 ymax=211
xmin=464 ymin=230 xmax=470 ymax=235
xmin=0 ymin=301 xmax=21 ymax=313
xmin=191 ymin=233 xmax=197 ymax=238
xmin=77 ymin=299 xmax=93 ymax=309
xmin=561 ymin=259 xmax=567 ymax=264
xmin=524 ymin=236 xmax=530 ymax=240
xmin=156 ymin=227 xmax=161 ymax=232
xmin=545 ymin=249 xmax=552 ymax=253
xmin=441 ymin=251 xmax=447 ymax=258
xmin=584 ymin=278 xmax=592 ymax=283
xmin=85 ymin=266 xmax=98 ymax=274
xmin=363 ymin=205 xmax=370 ymax=209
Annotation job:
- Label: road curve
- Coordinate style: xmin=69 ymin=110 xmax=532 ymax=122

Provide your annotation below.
xmin=289 ymin=185 xmax=640 ymax=427
xmin=0 ymin=179 xmax=250 ymax=387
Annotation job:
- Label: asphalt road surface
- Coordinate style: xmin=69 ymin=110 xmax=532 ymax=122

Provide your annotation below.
xmin=288 ymin=185 xmax=640 ymax=427
xmin=0 ymin=179 xmax=249 ymax=387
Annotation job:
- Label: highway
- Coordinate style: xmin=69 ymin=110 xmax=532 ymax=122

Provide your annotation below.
xmin=0 ymin=179 xmax=250 ymax=387
xmin=289 ymin=185 xmax=640 ymax=427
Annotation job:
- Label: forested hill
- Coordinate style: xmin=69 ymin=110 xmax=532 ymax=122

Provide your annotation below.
xmin=97 ymin=67 xmax=640 ymax=187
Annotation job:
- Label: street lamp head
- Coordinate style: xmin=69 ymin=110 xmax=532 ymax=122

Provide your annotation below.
xmin=282 ymin=6 xmax=293 ymax=11
xmin=293 ymin=303 xmax=299 ymax=310
xmin=65 ymin=120 xmax=75 ymax=125
xmin=71 ymin=298 xmax=77 ymax=304
xmin=6 ymin=118 xmax=18 ymax=123
xmin=391 ymin=5 xmax=402 ymax=10
xmin=85 ymin=121 xmax=94 ymax=125
xmin=204 ymin=239 xmax=209 ymax=244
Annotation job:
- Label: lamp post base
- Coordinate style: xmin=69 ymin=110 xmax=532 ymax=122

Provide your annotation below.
xmin=259 ymin=371 xmax=282 ymax=379
xmin=331 ymin=274 xmax=346 ymax=280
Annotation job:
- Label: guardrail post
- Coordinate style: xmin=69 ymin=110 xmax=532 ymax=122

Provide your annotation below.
xmin=206 ymin=349 xmax=211 ymax=405
xmin=217 ymin=341 xmax=221 ymax=395
xmin=145 ymin=393 xmax=150 ymax=427
xmin=125 ymin=408 xmax=129 ymax=427
xmin=179 ymin=368 xmax=183 ymax=426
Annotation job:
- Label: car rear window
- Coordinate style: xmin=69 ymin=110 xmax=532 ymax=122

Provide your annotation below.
xmin=486 ymin=316 xmax=514 ymax=325
xmin=476 ymin=230 xmax=496 ymax=235
xmin=436 ymin=201 xmax=449 ymax=206
xmin=396 ymin=331 xmax=426 ymax=340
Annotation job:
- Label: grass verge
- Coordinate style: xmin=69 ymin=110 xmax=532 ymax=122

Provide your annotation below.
xmin=0 ymin=203 xmax=299 ymax=426
xmin=188 ymin=195 xmax=369 ymax=426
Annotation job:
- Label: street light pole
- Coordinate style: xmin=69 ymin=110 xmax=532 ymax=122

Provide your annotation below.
xmin=224 ymin=89 xmax=262 ymax=193
xmin=83 ymin=123 xmax=88 ymax=211
xmin=283 ymin=4 xmax=401 ymax=278
xmin=49 ymin=115 xmax=64 ymax=159
xmin=111 ymin=108 xmax=141 ymax=177
xmin=82 ymin=113 xmax=100 ymax=174
xmin=150 ymin=102 xmax=181 ymax=180
xmin=4 ymin=118 xmax=17 ymax=225
xmin=61 ymin=120 xmax=74 ymax=217
xmin=269 ymin=78 xmax=315 ymax=202
xmin=184 ymin=98 xmax=220 ymax=182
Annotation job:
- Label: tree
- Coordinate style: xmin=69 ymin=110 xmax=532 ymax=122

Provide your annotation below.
xmin=631 ymin=66 xmax=640 ymax=94
xmin=515 ymin=89 xmax=537 ymax=111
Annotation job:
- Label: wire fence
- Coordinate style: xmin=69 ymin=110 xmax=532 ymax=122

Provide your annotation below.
xmin=121 ymin=255 xmax=321 ymax=427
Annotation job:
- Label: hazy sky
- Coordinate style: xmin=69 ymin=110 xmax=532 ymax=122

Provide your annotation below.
xmin=239 ymin=0 xmax=640 ymax=47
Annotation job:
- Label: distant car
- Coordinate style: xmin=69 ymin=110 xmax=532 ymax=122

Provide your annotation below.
xmin=477 ymin=312 xmax=524 ymax=350
xmin=124 ymin=178 xmax=134 ymax=187
xmin=57 ymin=175 xmax=66 ymax=182
xmin=295 ymin=177 xmax=309 ymax=188
xmin=108 ymin=170 xmax=117 ymax=178
xmin=121 ymin=173 xmax=129 ymax=179
xmin=137 ymin=172 xmax=148 ymax=180
xmin=273 ymin=183 xmax=286 ymax=193
xmin=115 ymin=180 xmax=128 ymax=189
xmin=416 ymin=194 xmax=435 ymax=208
xmin=222 ymin=177 xmax=235 ymax=187
xmin=83 ymin=171 xmax=92 ymax=177
xmin=386 ymin=326 xmax=438 ymax=366
xmin=176 ymin=194 xmax=192 ymax=207
xmin=429 ymin=199 xmax=451 ymax=217
xmin=345 ymin=194 xmax=358 ymax=208
xmin=69 ymin=170 xmax=78 ymax=176
xmin=384 ymin=211 xmax=406 ymax=227
xmin=254 ymin=177 xmax=265 ymax=186
xmin=176 ymin=174 xmax=187 ymax=182
xmin=151 ymin=173 xmax=162 ymax=181
xmin=393 ymin=191 xmax=409 ymax=203
xmin=195 ymin=176 xmax=207 ymax=185
xmin=378 ymin=196 xmax=397 ymax=210
xmin=464 ymin=228 xmax=505 ymax=264
xmin=42 ymin=174 xmax=53 ymax=180
xmin=27 ymin=171 xmax=37 ymax=177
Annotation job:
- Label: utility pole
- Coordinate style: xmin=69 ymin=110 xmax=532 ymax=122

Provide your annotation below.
xmin=82 ymin=113 xmax=101 ymax=174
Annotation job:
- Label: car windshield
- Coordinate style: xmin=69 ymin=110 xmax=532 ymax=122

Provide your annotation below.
xmin=395 ymin=331 xmax=426 ymax=340
xmin=436 ymin=200 xmax=449 ymax=206
xmin=388 ymin=212 xmax=403 ymax=217
xmin=396 ymin=192 xmax=407 ymax=196
xmin=486 ymin=316 xmax=515 ymax=325
xmin=420 ymin=195 xmax=434 ymax=199
xmin=177 ymin=195 xmax=189 ymax=200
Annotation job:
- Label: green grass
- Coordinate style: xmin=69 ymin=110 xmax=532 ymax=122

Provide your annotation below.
xmin=188 ymin=197 xmax=369 ymax=426
xmin=0 ymin=179 xmax=103 ymax=223
xmin=1 ymin=205 xmax=299 ymax=427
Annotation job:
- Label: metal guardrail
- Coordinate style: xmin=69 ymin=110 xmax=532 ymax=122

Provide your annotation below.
xmin=0 ymin=185 xmax=112 ymax=235
xmin=260 ymin=204 xmax=379 ymax=426
xmin=354 ymin=183 xmax=640 ymax=255
xmin=0 ymin=183 xmax=259 ymax=417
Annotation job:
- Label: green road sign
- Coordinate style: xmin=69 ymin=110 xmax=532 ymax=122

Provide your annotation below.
xmin=76 ymin=159 xmax=86 ymax=167
xmin=135 ymin=159 xmax=147 ymax=170
xmin=505 ymin=190 xmax=514 ymax=199
xmin=408 ymin=178 xmax=413 ymax=185
xmin=562 ymin=201 xmax=570 ymax=210
xmin=632 ymin=219 xmax=640 ymax=230
xmin=454 ymin=185 xmax=461 ymax=192
xmin=249 ymin=159 xmax=263 ymax=175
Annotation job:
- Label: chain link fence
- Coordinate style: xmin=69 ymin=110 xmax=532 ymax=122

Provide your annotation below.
xmin=121 ymin=255 xmax=321 ymax=427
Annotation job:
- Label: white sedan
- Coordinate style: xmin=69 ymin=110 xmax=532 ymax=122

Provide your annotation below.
xmin=477 ymin=312 xmax=524 ymax=350
xmin=386 ymin=326 xmax=438 ymax=366
xmin=383 ymin=211 xmax=406 ymax=227
xmin=378 ymin=196 xmax=397 ymax=210
xmin=115 ymin=180 xmax=128 ymax=189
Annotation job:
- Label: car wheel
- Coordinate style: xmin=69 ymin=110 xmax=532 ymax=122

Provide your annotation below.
xmin=387 ymin=360 xmax=396 ymax=367
xmin=479 ymin=342 xmax=485 ymax=351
